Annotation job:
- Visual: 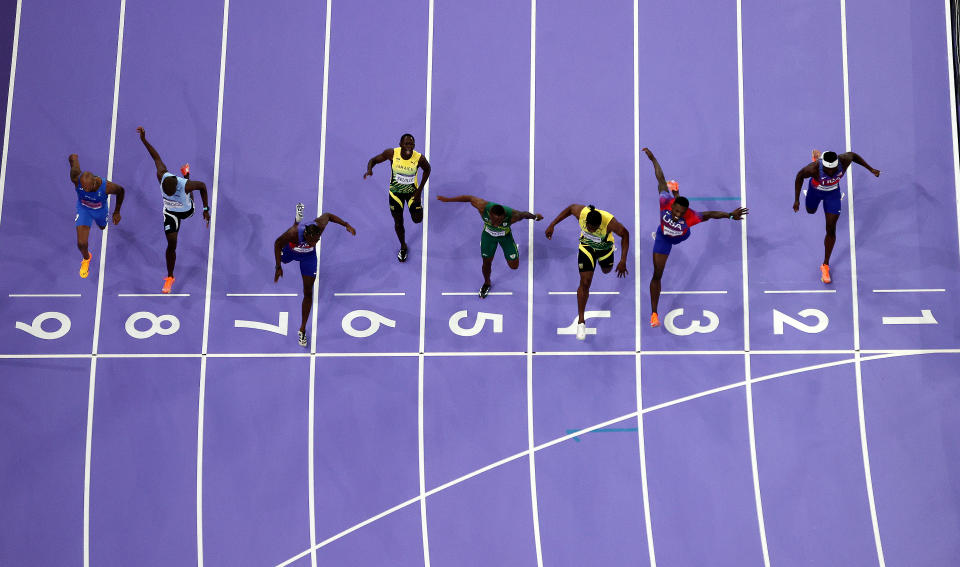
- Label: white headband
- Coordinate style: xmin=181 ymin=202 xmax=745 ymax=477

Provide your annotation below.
xmin=821 ymin=154 xmax=839 ymax=168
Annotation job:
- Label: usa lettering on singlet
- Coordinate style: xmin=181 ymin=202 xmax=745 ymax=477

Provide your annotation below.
xmin=659 ymin=195 xmax=702 ymax=237
xmin=160 ymin=172 xmax=193 ymax=212
xmin=809 ymin=161 xmax=847 ymax=191
xmin=290 ymin=224 xmax=316 ymax=254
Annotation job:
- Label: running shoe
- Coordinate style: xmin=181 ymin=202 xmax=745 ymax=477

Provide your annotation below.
xmin=162 ymin=276 xmax=175 ymax=293
xmin=295 ymin=202 xmax=305 ymax=223
xmin=180 ymin=163 xmax=190 ymax=178
xmin=820 ymin=263 xmax=831 ymax=284
xmin=479 ymin=283 xmax=491 ymax=298
xmin=79 ymin=255 xmax=92 ymax=279
xmin=811 ymin=149 xmax=821 ymax=163
xmin=576 ymin=322 xmax=586 ymax=340
xmin=650 ymin=313 xmax=660 ymax=327
xmin=298 ymin=330 xmax=308 ymax=347
xmin=398 ymin=247 xmax=408 ymax=262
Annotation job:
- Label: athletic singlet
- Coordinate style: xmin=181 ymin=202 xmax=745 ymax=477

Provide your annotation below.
xmin=160 ymin=172 xmax=193 ymax=212
xmin=76 ymin=178 xmax=108 ymax=210
xmin=659 ymin=194 xmax=702 ymax=237
xmin=578 ymin=207 xmax=615 ymax=251
xmin=389 ymin=147 xmax=421 ymax=194
xmin=809 ymin=160 xmax=847 ymax=191
xmin=288 ymin=224 xmax=317 ymax=254
xmin=482 ymin=202 xmax=514 ymax=237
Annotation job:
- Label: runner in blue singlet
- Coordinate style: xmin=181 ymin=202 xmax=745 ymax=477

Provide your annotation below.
xmin=793 ymin=149 xmax=880 ymax=284
xmin=69 ymin=153 xmax=125 ymax=279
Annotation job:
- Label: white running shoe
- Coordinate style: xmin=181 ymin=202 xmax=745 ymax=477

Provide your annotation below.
xmin=576 ymin=322 xmax=586 ymax=340
xmin=295 ymin=202 xmax=305 ymax=223
xmin=298 ymin=330 xmax=308 ymax=347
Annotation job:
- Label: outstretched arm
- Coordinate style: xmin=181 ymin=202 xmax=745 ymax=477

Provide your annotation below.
xmin=414 ymin=155 xmax=431 ymax=201
xmin=843 ymin=152 xmax=880 ymax=177
xmin=793 ymin=163 xmax=816 ymax=212
xmin=509 ymin=209 xmax=543 ymax=223
xmin=698 ymin=207 xmax=749 ymax=222
xmin=315 ymin=212 xmax=357 ymax=236
xmin=363 ymin=149 xmax=393 ymax=179
xmin=436 ymin=194 xmax=486 ymax=214
xmin=185 ymin=180 xmax=210 ymax=226
xmin=106 ymin=181 xmax=125 ymax=224
xmin=641 ymin=147 xmax=670 ymax=194
xmin=273 ymin=226 xmax=298 ymax=281
xmin=609 ymin=218 xmax=630 ymax=277
xmin=544 ymin=204 xmax=584 ymax=239
xmin=68 ymin=154 xmax=82 ymax=185
xmin=136 ymin=127 xmax=168 ymax=181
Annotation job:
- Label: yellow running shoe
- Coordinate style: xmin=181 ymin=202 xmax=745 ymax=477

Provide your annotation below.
xmin=162 ymin=276 xmax=175 ymax=293
xmin=820 ymin=264 xmax=831 ymax=284
xmin=79 ymin=255 xmax=91 ymax=278
xmin=650 ymin=312 xmax=660 ymax=327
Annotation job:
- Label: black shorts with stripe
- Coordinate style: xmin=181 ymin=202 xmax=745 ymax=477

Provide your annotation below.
xmin=163 ymin=206 xmax=195 ymax=234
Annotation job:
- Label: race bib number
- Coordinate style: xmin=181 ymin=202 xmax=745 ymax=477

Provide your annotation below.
xmin=394 ymin=172 xmax=416 ymax=185
xmin=485 ymin=227 xmax=506 ymax=237
xmin=81 ymin=200 xmax=102 ymax=209
xmin=580 ymin=232 xmax=603 ymax=243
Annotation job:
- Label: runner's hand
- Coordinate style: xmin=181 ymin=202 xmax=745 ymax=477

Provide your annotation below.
xmin=533 ymin=213 xmax=544 ymax=221
xmin=112 ymin=212 xmax=121 ymax=225
xmin=870 ymin=168 xmax=880 ymax=177
xmin=616 ymin=260 xmax=628 ymax=278
xmin=362 ymin=169 xmax=373 ymax=179
xmin=545 ymin=225 xmax=554 ymax=239
xmin=345 ymin=224 xmax=356 ymax=236
xmin=792 ymin=200 xmax=800 ymax=213
xmin=136 ymin=126 xmax=146 ymax=140
xmin=730 ymin=207 xmax=749 ymax=220
xmin=203 ymin=210 xmax=210 ymax=227
xmin=274 ymin=266 xmax=283 ymax=282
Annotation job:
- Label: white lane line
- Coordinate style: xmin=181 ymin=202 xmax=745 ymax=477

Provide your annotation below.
xmin=735 ymin=0 xmax=768 ymax=563
xmin=273 ymin=349 xmax=929 ymax=567
xmin=441 ymin=291 xmax=512 ymax=296
xmin=527 ymin=1 xmax=544 ymax=565
xmin=763 ymin=289 xmax=836 ymax=294
xmin=871 ymin=288 xmax=946 ymax=293
xmin=417 ymin=0 xmax=435 ymax=564
xmin=9 ymin=293 xmax=82 ymax=297
xmin=947 ymin=0 xmax=960 ymax=264
xmin=840 ymin=0 xmax=884 ymax=563
xmin=0 ymin=0 xmax=22 ymax=228
xmin=226 ymin=292 xmax=297 ymax=297
xmin=197 ymin=0 xmax=232 ymax=563
xmin=633 ymin=0 xmax=655 ymax=560
xmin=661 ymin=290 xmax=727 ymax=295
xmin=117 ymin=293 xmax=190 ymax=297
xmin=84 ymin=2 xmax=127 ymax=564
xmin=548 ymin=291 xmax=619 ymax=295
xmin=308 ymin=2 xmax=333 ymax=564
xmin=334 ymin=292 xmax=405 ymax=296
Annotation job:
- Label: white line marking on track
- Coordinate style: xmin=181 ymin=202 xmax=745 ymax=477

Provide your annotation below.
xmin=84 ymin=2 xmax=127 ymax=564
xmin=117 ymin=293 xmax=190 ymax=297
xmin=840 ymin=0 xmax=884 ymax=563
xmin=197 ymin=0 xmax=232 ymax=563
xmin=0 ymin=0 xmax=22 ymax=228
xmin=225 ymin=292 xmax=298 ymax=297
xmin=735 ymin=0 xmax=768 ymax=563
xmin=871 ymin=288 xmax=946 ymax=293
xmin=417 ymin=0 xmax=435 ymax=563
xmin=441 ymin=291 xmax=512 ymax=296
xmin=660 ymin=290 xmax=727 ymax=295
xmin=946 ymin=0 xmax=960 ymax=265
xmin=527 ymin=1 xmax=544 ymax=564
xmin=9 ymin=293 xmax=82 ymax=297
xmin=548 ymin=290 xmax=619 ymax=295
xmin=763 ymin=289 xmax=836 ymax=294
xmin=334 ymin=292 xmax=405 ymax=296
xmin=271 ymin=350 xmax=928 ymax=567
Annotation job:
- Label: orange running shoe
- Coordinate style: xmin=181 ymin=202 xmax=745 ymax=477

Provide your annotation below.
xmin=180 ymin=163 xmax=190 ymax=177
xmin=79 ymin=255 xmax=92 ymax=278
xmin=162 ymin=276 xmax=175 ymax=293
xmin=811 ymin=149 xmax=821 ymax=163
xmin=820 ymin=264 xmax=831 ymax=284
xmin=666 ymin=180 xmax=679 ymax=194
xmin=650 ymin=312 xmax=660 ymax=327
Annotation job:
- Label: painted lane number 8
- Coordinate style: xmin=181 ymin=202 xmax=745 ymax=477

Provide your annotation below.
xmin=125 ymin=311 xmax=180 ymax=339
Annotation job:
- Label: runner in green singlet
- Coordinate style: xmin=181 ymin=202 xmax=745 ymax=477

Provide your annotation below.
xmin=436 ymin=194 xmax=543 ymax=297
